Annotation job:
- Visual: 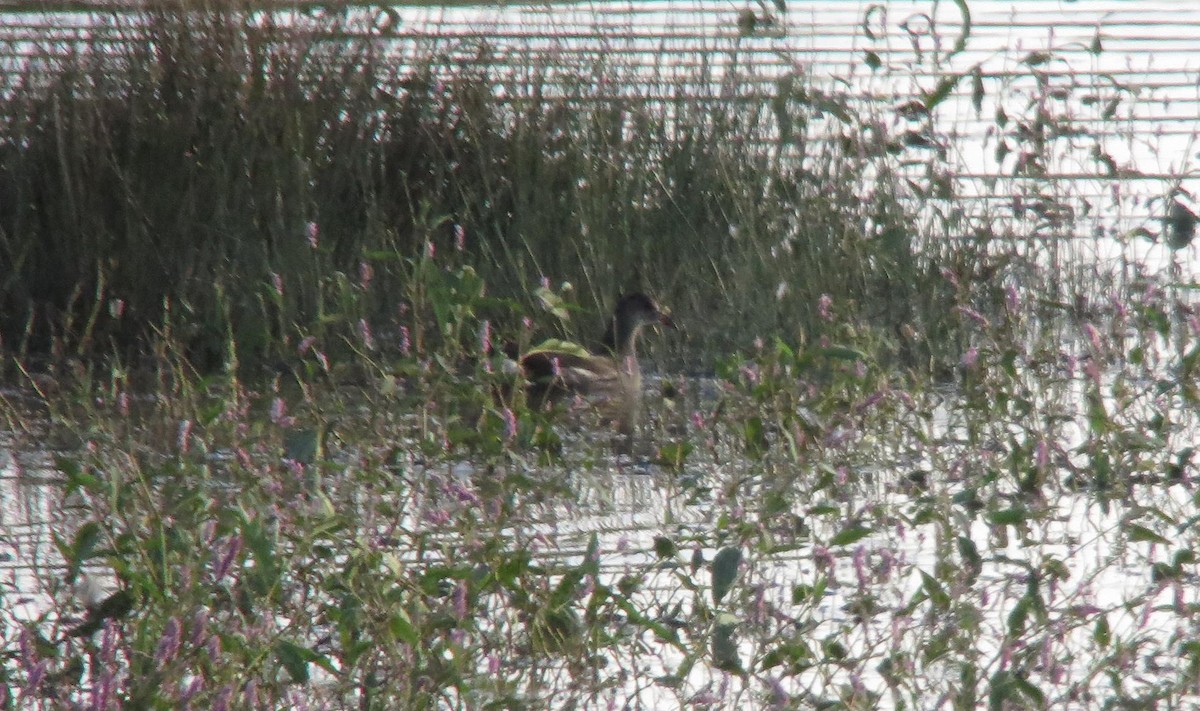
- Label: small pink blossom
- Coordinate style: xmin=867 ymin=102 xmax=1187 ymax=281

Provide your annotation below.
xmin=502 ymin=408 xmax=517 ymax=441
xmin=818 ymin=293 xmax=834 ymax=321
xmin=451 ymin=581 xmax=468 ymax=619
xmin=961 ymin=347 xmax=979 ymax=368
xmin=180 ymin=676 xmax=203 ymax=704
xmin=399 ymin=326 xmax=411 ymax=356
xmin=454 ymin=224 xmax=466 ymax=251
xmin=270 ymin=397 xmax=287 ymax=424
xmin=425 ymin=240 xmax=436 ymax=259
xmin=1035 ymin=438 xmax=1050 ymax=471
xmin=20 ymin=660 xmax=47 ymax=701
xmin=358 ymin=260 xmax=374 ymax=290
xmin=270 ymin=272 xmax=284 ymax=297
xmin=298 ymin=336 xmax=316 ymax=355
xmin=358 ymin=319 xmax=376 ymax=350
xmin=479 ymin=320 xmax=492 ymax=354
xmin=1005 ymin=285 xmax=1019 ymax=312
xmin=108 ymin=298 xmax=126 ymax=318
xmin=955 ymin=305 xmax=990 ymax=328
xmin=191 ymin=608 xmax=209 ymax=646
xmin=214 ymin=534 xmax=242 ymax=582
xmin=305 ymin=221 xmax=319 ymax=248
xmin=154 ymin=617 xmax=181 ymax=669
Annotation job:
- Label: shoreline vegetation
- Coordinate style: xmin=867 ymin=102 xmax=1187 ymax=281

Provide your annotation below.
xmin=5 ymin=3 xmax=1200 ymax=709
xmin=0 ymin=2 xmax=969 ymax=380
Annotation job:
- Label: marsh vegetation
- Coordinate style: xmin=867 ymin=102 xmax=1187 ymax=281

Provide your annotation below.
xmin=3 ymin=2 xmax=1200 ymax=709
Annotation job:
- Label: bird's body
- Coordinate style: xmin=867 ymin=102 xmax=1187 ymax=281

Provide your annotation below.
xmin=520 ymin=293 xmax=674 ymax=434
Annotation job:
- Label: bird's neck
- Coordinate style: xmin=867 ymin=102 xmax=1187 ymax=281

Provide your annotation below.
xmin=602 ymin=319 xmax=640 ymax=358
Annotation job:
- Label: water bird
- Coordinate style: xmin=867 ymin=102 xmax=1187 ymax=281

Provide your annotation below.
xmin=519 ymin=292 xmax=676 ymax=434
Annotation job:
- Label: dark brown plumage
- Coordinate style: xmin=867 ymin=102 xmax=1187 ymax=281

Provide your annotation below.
xmin=520 ymin=293 xmax=675 ymax=433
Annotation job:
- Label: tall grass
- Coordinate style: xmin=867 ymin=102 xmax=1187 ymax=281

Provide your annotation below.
xmin=0 ymin=2 xmax=965 ymax=375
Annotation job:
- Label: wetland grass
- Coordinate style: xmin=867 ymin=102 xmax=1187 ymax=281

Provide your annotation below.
xmin=2 ymin=2 xmax=1200 ymax=710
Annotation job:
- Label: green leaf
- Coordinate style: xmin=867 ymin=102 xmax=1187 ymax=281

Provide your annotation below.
xmin=1007 ymin=597 xmax=1030 ymax=637
xmin=921 ymin=571 xmax=951 ymax=610
xmin=711 ymin=547 xmax=742 ymax=605
xmin=524 ymin=338 xmax=589 ymax=359
xmin=62 ymin=522 xmax=102 ymax=583
xmin=988 ymin=508 xmax=1027 ymax=526
xmin=655 ymin=442 xmax=692 ymax=469
xmin=1093 ymin=614 xmax=1110 ymax=647
xmin=743 ymin=416 xmax=768 ymax=459
xmin=817 ymin=345 xmax=867 ymax=362
xmin=830 ymin=525 xmax=872 ymax=547
xmin=389 ymin=609 xmax=420 ymax=647
xmin=949 ymin=0 xmax=971 ymax=56
xmin=711 ymin=613 xmax=742 ymax=672
xmin=1127 ymin=524 xmax=1170 ymax=545
xmin=653 ymin=536 xmax=677 ymax=559
xmin=534 ymin=287 xmax=573 ymax=320
xmin=923 ymin=74 xmax=963 ymax=111
xmin=274 ymin=640 xmax=313 ymax=683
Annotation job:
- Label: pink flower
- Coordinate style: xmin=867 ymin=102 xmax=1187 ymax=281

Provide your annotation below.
xmin=452 ymin=581 xmax=468 ymax=619
xmin=454 ymin=224 xmax=466 ymax=251
xmin=961 ymin=347 xmax=979 ymax=368
xmin=154 ymin=617 xmax=181 ymax=669
xmin=503 ymin=408 xmax=517 ymax=441
xmin=479 ymin=320 xmax=492 ymax=354
xmin=358 ymin=260 xmax=373 ymax=290
xmin=818 ymin=293 xmax=833 ymax=321
xmin=955 ymin=305 xmax=991 ymax=328
xmin=1035 ymin=438 xmax=1050 ymax=471
xmin=1005 ymin=285 xmax=1019 ymax=312
xmin=270 ymin=272 xmax=284 ymax=297
xmin=270 ymin=397 xmax=287 ymax=424
xmin=399 ymin=326 xmax=411 ymax=356
xmin=305 ymin=221 xmax=319 ymax=249
xmin=358 ymin=319 xmax=376 ymax=350
xmin=214 ymin=535 xmax=242 ymax=582
xmin=426 ymin=240 xmax=436 ymax=259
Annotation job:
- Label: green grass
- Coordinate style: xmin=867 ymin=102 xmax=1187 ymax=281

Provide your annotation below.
xmin=0 ymin=1 xmax=972 ymax=378
xmin=6 ymin=2 xmax=1200 ymax=709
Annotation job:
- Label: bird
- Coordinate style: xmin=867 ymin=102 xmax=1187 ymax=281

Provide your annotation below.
xmin=519 ymin=292 xmax=676 ymax=434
